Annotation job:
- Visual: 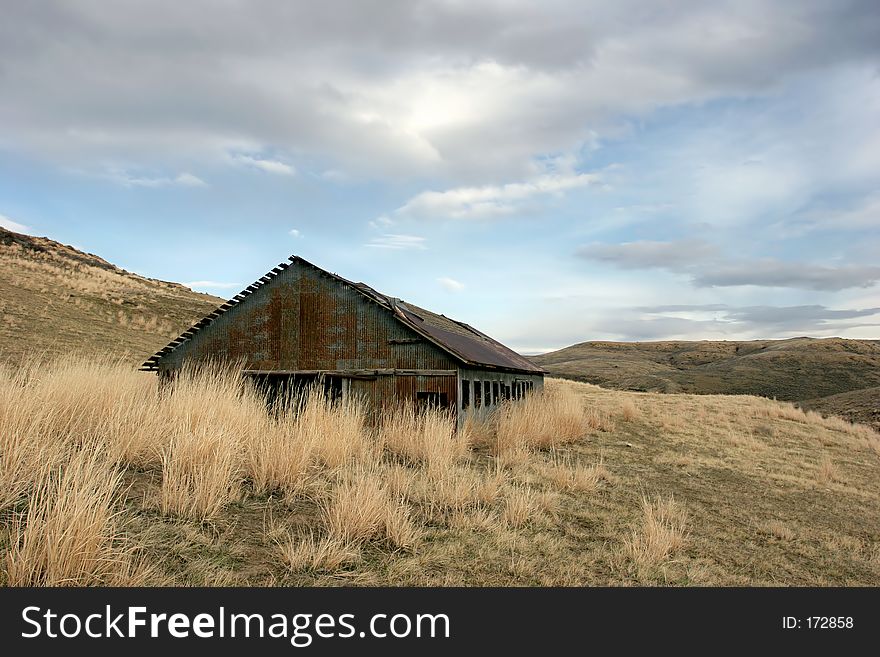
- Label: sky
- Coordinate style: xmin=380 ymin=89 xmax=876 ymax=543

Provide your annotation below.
xmin=1 ymin=1 xmax=879 ymax=353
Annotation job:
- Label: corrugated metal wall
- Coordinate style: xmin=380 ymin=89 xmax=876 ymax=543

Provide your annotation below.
xmin=160 ymin=260 xmax=459 ymax=373
xmin=349 ymin=374 xmax=458 ymax=416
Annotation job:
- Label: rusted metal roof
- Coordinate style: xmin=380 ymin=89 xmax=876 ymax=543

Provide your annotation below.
xmin=142 ymin=255 xmax=544 ymax=374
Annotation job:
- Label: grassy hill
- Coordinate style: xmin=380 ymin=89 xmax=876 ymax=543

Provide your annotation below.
xmin=532 ymin=339 xmax=880 ymax=429
xmin=1 ymin=363 xmax=878 ymax=586
xmin=0 ymin=227 xmax=223 ymax=366
xmin=801 ymin=386 xmax=880 ymax=432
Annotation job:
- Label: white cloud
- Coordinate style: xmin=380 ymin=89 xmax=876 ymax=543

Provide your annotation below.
xmin=174 ymin=172 xmax=208 ymax=187
xmin=368 ymin=215 xmax=394 ymax=229
xmin=184 ymin=280 xmax=240 ymax=290
xmin=233 ymin=154 xmax=295 ymax=176
xmin=578 ymin=240 xmax=717 ymax=270
xmin=394 ymin=171 xmax=600 ymax=220
xmin=105 ymin=170 xmax=207 ymax=188
xmin=437 ymin=276 xmax=465 ymax=292
xmin=1 ymin=3 xmax=878 ymax=183
xmin=289 ymin=228 xmax=302 ymax=238
xmin=0 ymin=213 xmax=30 ymax=233
xmin=364 ymin=234 xmax=426 ymax=250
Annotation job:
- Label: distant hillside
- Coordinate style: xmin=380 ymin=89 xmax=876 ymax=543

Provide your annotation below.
xmin=800 ymin=386 xmax=880 ymax=431
xmin=532 ymin=339 xmax=880 ymax=427
xmin=0 ymin=227 xmax=223 ymax=366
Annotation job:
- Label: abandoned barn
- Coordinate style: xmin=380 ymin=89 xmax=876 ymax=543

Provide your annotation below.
xmin=142 ymin=256 xmax=544 ymax=420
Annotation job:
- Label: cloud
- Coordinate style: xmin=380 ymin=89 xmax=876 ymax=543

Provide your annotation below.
xmin=6 ymin=2 xmax=876 ymax=182
xmin=368 ymin=215 xmax=394 ymax=229
xmin=725 ymin=305 xmax=880 ymax=325
xmin=233 ymin=154 xmax=295 ymax=176
xmin=634 ymin=303 xmax=880 ymax=335
xmin=693 ymin=261 xmax=880 ymax=291
xmin=289 ymin=228 xmax=302 ymax=238
xmin=364 ymin=234 xmax=426 ymax=250
xmin=577 ymin=240 xmax=716 ymax=270
xmin=589 ymin=315 xmax=730 ymax=341
xmin=437 ymin=276 xmax=465 ymax=292
xmin=579 ymin=240 xmax=880 ymax=291
xmin=0 ymin=214 xmax=31 ymax=234
xmin=796 ymin=193 xmax=880 ymax=233
xmin=105 ymin=170 xmax=207 ymax=188
xmin=523 ymin=301 xmax=880 ymax=345
xmin=636 ymin=303 xmax=728 ymax=313
xmin=394 ymin=171 xmax=600 ymax=220
xmin=184 ymin=280 xmax=240 ymax=290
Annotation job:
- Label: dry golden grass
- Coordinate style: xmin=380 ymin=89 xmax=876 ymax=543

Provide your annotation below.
xmin=538 ymin=454 xmax=610 ymax=493
xmin=502 ymin=486 xmax=540 ymax=528
xmin=3 ymin=447 xmax=129 ymax=586
xmin=494 ymin=385 xmax=596 ymax=453
xmin=322 ymin=469 xmax=419 ymax=549
xmin=624 ymin=495 xmax=688 ymax=570
xmin=816 ymin=455 xmax=840 ymax=486
xmin=760 ymin=520 xmax=796 ymax=541
xmin=247 ymin=415 xmax=313 ymax=496
xmin=160 ymin=426 xmax=242 ymax=521
xmin=379 ymin=406 xmax=467 ymax=476
xmin=280 ymin=533 xmax=362 ymax=573
xmin=2 ymin=360 xmax=879 ymax=587
xmin=303 ymin=394 xmax=372 ymax=468
xmin=620 ymin=398 xmax=641 ymax=422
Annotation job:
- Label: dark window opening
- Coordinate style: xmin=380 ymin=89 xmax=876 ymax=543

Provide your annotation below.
xmin=461 ymin=380 xmax=470 ymax=409
xmin=474 ymin=381 xmax=483 ymax=407
xmin=504 ymin=384 xmax=511 ymax=400
xmin=246 ymin=372 xmax=342 ymax=412
xmin=417 ymin=391 xmax=448 ymax=408
xmin=492 ymin=382 xmax=500 ymax=405
xmin=323 ymin=375 xmax=344 ymax=403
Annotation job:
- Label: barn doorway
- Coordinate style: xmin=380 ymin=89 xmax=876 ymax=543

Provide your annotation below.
xmin=245 ymin=372 xmax=346 ymax=407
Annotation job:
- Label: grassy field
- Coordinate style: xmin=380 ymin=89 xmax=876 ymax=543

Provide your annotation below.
xmin=532 ymin=338 xmax=880 ymax=429
xmin=0 ymin=227 xmax=222 ymax=366
xmin=2 ymin=358 xmax=878 ymax=587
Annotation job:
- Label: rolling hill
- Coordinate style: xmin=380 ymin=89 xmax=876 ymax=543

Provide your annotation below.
xmin=0 ymin=226 xmax=223 ymax=366
xmin=532 ymin=339 xmax=880 ymax=429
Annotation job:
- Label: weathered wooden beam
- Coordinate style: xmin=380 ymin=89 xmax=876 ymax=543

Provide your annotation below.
xmin=241 ymin=368 xmax=457 ymax=377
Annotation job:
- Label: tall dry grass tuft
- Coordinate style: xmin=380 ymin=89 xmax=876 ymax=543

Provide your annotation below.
xmin=494 ymin=385 xmax=592 ymax=453
xmin=158 ymin=363 xmax=279 ymax=519
xmin=620 ymin=398 xmax=641 ymax=422
xmin=279 ymin=533 xmax=362 ymax=573
xmin=0 ymin=374 xmax=69 ymax=510
xmin=459 ymin=410 xmax=495 ymax=450
xmin=540 ymin=454 xmax=610 ymax=493
xmin=247 ymin=416 xmax=313 ymax=496
xmin=0 ymin=356 xmax=163 ymax=469
xmin=160 ymin=426 xmax=242 ymax=521
xmin=298 ymin=390 xmax=373 ymax=469
xmin=625 ymin=495 xmax=688 ymax=569
xmin=502 ymin=486 xmax=540 ymax=528
xmin=24 ymin=356 xmax=160 ymax=462
xmin=379 ymin=405 xmax=466 ymax=477
xmin=3 ymin=447 xmax=129 ymax=586
xmin=248 ymin=386 xmax=373 ymax=493
xmin=816 ymin=455 xmax=839 ymax=485
xmin=322 ymin=469 xmax=420 ymax=548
